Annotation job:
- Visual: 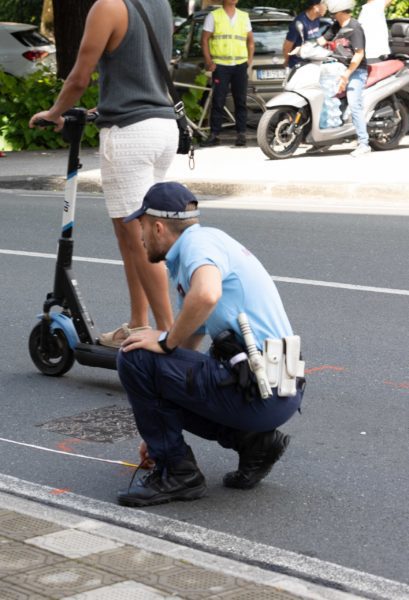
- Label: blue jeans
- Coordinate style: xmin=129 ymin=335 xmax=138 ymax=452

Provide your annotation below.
xmin=117 ymin=348 xmax=304 ymax=467
xmin=346 ymin=68 xmax=369 ymax=146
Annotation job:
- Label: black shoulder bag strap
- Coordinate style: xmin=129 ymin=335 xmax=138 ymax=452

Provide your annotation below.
xmin=129 ymin=0 xmax=194 ymax=162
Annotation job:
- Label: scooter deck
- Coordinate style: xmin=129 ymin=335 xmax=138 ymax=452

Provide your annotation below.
xmin=75 ymin=343 xmax=118 ymax=370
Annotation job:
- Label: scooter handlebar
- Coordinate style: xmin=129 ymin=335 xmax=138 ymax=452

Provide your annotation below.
xmin=33 ymin=118 xmax=57 ymax=127
xmin=64 ymin=110 xmax=99 ymax=124
xmin=33 ymin=111 xmax=99 ymax=128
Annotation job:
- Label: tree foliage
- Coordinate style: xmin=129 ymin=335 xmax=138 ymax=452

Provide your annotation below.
xmin=0 ymin=68 xmax=99 ymax=151
xmin=0 ymin=0 xmax=42 ymax=24
xmin=52 ymin=0 xmax=97 ymax=79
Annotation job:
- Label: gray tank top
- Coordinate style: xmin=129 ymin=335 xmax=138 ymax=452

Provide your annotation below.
xmin=97 ymin=0 xmax=176 ymax=128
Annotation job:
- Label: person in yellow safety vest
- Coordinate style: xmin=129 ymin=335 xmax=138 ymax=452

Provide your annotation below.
xmin=201 ymin=0 xmax=254 ymax=147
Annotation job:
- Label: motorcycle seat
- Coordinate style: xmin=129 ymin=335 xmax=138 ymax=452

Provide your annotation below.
xmin=366 ymin=59 xmax=405 ymax=88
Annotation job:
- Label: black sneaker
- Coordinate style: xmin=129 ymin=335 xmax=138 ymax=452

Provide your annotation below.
xmin=223 ymin=429 xmax=290 ymax=489
xmin=235 ymin=133 xmax=247 ymax=147
xmin=117 ymin=446 xmax=207 ymax=507
xmin=201 ymin=134 xmax=220 ymax=147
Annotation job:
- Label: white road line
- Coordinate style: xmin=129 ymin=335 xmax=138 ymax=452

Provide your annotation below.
xmin=0 ymin=248 xmax=122 ymax=265
xmin=0 ymin=437 xmax=137 ymax=468
xmin=2 ymin=248 xmax=409 ymax=297
xmin=273 ymin=276 xmax=409 ymax=296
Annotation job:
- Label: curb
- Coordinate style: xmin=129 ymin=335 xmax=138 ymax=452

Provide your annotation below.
xmin=1 ymin=175 xmax=408 ymax=201
xmin=0 ymin=473 xmax=408 ymax=600
xmin=0 ymin=487 xmax=359 ymax=600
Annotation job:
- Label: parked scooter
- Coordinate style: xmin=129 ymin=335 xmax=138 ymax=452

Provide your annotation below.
xmin=257 ymin=40 xmax=409 ymax=159
xmin=29 ymin=108 xmax=118 ymax=376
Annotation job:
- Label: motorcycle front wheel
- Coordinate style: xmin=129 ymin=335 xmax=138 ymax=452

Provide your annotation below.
xmin=369 ymin=98 xmax=409 ymax=151
xmin=257 ymin=106 xmax=304 ymax=159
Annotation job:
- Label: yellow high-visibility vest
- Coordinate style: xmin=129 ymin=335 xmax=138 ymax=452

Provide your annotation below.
xmin=209 ymin=8 xmax=249 ymax=66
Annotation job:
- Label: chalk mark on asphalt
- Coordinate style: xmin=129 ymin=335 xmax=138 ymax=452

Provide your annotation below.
xmin=0 ymin=437 xmax=137 ymax=468
xmin=2 ymin=248 xmax=409 ymax=296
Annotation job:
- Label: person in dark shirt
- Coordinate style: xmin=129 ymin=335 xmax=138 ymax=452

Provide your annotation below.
xmin=283 ymin=0 xmax=327 ymax=68
xmin=322 ymin=0 xmax=371 ymax=157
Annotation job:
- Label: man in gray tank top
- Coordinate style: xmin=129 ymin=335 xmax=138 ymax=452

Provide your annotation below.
xmin=30 ymin=0 xmax=178 ymax=346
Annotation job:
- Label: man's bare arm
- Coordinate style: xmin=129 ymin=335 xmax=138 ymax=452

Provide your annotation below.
xmin=201 ymin=30 xmax=216 ymax=71
xmin=30 ymin=0 xmax=118 ymax=126
xmin=247 ymin=31 xmax=255 ymax=65
xmin=283 ymin=39 xmax=295 ymax=66
xmin=338 ymin=49 xmax=364 ymax=92
xmin=121 ymin=265 xmax=222 ymax=354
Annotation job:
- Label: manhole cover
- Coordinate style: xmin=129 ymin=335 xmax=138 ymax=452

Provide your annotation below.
xmin=38 ymin=405 xmax=138 ymax=443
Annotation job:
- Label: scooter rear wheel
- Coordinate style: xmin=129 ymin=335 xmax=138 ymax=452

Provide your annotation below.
xmin=257 ymin=106 xmax=304 ymax=159
xmin=29 ymin=322 xmax=75 ymax=376
xmin=369 ymin=98 xmax=409 ymax=151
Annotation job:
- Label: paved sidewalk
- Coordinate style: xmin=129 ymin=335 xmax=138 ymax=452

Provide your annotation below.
xmin=0 ymin=490 xmax=364 ymax=600
xmin=0 ymin=133 xmax=408 ymax=200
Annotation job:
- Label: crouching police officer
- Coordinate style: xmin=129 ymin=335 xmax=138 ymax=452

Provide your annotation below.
xmin=117 ymin=182 xmax=305 ymax=507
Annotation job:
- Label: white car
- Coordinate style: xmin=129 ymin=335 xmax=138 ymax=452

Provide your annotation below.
xmin=0 ymin=22 xmax=56 ymax=77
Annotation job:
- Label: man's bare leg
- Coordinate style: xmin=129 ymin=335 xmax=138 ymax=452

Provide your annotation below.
xmin=100 ymin=218 xmax=173 ymax=345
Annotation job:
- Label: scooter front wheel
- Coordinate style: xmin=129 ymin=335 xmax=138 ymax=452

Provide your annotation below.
xmin=257 ymin=106 xmax=304 ymax=159
xmin=29 ymin=322 xmax=75 ymax=376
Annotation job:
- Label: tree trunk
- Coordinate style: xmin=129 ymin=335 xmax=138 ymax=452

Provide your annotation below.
xmin=52 ymin=0 xmax=97 ymax=79
xmin=41 ymin=0 xmax=54 ymax=40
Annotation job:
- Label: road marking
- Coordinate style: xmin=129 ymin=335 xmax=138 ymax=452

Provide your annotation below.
xmin=2 ymin=248 xmax=409 ymax=297
xmin=0 ymin=248 xmax=122 ymax=265
xmin=272 ymin=275 xmax=409 ymax=296
xmin=0 ymin=437 xmax=137 ymax=468
xmin=305 ymin=365 xmax=345 ymax=374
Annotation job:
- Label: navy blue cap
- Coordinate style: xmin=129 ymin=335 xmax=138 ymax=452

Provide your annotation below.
xmin=124 ymin=182 xmax=200 ymax=222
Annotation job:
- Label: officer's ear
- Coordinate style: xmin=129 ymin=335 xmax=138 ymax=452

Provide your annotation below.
xmin=153 ymin=219 xmax=166 ymax=237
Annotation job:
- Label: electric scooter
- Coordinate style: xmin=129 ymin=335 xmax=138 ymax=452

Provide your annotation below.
xmin=257 ymin=40 xmax=409 ymax=159
xmin=29 ymin=107 xmax=117 ymax=376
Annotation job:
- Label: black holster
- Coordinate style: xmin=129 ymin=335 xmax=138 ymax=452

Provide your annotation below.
xmin=210 ymin=330 xmax=259 ymax=403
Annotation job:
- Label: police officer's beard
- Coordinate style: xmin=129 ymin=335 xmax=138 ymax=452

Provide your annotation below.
xmin=147 ymin=248 xmax=167 ymax=263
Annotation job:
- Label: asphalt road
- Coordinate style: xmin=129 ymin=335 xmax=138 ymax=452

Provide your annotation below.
xmin=1 ymin=189 xmax=408 ymax=589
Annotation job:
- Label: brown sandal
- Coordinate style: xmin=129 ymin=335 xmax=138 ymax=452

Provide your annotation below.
xmin=98 ymin=324 xmax=152 ymax=348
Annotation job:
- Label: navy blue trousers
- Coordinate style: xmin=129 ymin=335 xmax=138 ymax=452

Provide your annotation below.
xmin=117 ymin=347 xmax=304 ymax=467
xmin=211 ymin=62 xmax=248 ymax=135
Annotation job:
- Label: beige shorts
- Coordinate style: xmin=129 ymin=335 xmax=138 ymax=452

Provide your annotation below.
xmin=100 ymin=118 xmax=178 ymax=219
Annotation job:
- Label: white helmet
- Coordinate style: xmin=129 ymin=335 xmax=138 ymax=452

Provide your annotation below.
xmin=327 ymin=0 xmax=355 ymax=12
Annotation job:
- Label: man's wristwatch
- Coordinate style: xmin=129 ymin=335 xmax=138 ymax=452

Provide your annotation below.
xmin=157 ymin=331 xmax=176 ymax=354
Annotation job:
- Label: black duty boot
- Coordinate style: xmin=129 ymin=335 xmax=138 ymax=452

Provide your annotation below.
xmin=223 ymin=430 xmax=290 ymax=490
xmin=117 ymin=446 xmax=207 ymax=507
xmin=201 ymin=134 xmax=220 ymax=147
xmin=235 ymin=133 xmax=247 ymax=147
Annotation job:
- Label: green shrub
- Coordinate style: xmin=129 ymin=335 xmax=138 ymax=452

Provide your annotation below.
xmin=0 ymin=0 xmax=42 ymax=24
xmin=181 ymin=71 xmax=210 ymax=122
xmin=0 ymin=69 xmax=99 ymax=151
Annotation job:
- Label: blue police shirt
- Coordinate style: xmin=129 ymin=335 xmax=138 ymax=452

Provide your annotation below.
xmin=165 ymin=224 xmax=293 ymax=349
xmin=286 ymin=12 xmax=321 ymax=68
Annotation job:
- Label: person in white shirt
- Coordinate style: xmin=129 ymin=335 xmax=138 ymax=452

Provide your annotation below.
xmin=358 ymin=0 xmax=392 ymax=60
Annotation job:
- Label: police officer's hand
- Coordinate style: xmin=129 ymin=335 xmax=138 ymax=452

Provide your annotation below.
xmin=139 ymin=440 xmax=155 ymax=469
xmin=205 ymin=61 xmax=217 ymax=72
xmin=120 ymin=329 xmax=165 ymax=354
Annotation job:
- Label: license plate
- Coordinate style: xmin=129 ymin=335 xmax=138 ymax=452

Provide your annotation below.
xmin=257 ymin=69 xmax=286 ymax=80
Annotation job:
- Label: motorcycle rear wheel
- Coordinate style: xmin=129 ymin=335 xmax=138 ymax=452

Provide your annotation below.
xmin=257 ymin=106 xmax=304 ymax=159
xmin=369 ymin=98 xmax=409 ymax=151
